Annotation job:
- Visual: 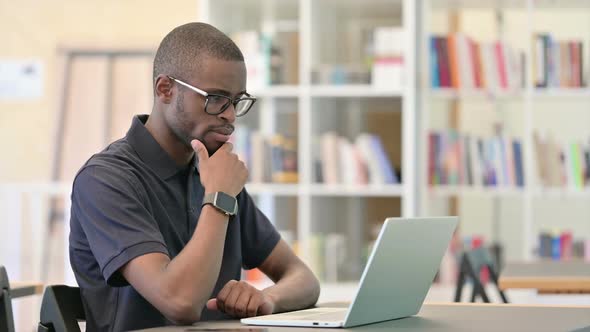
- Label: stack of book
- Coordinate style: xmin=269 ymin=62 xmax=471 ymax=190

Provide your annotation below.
xmin=231 ymin=126 xmax=298 ymax=183
xmin=232 ymin=27 xmax=300 ymax=88
xmin=428 ymin=130 xmax=524 ymax=187
xmin=309 ymin=233 xmax=348 ymax=282
xmin=429 ymin=33 xmax=525 ymax=91
xmin=534 ymin=131 xmax=590 ymax=189
xmin=538 ymin=230 xmax=590 ymax=261
xmin=315 ymin=132 xmax=399 ymax=185
xmin=533 ymin=34 xmax=584 ymax=88
xmin=371 ymin=27 xmax=405 ymax=89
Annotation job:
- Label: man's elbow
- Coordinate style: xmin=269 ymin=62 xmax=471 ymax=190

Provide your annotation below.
xmin=310 ymin=274 xmax=321 ymax=304
xmin=164 ymin=301 xmax=202 ymax=325
xmin=300 ymin=265 xmax=320 ymax=306
xmin=159 ymin=288 xmax=202 ymax=324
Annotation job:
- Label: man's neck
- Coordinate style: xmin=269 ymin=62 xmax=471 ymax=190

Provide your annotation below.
xmin=145 ymin=111 xmax=194 ymax=166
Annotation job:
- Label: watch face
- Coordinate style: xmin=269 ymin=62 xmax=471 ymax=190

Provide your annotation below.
xmin=216 ymin=192 xmax=236 ymax=213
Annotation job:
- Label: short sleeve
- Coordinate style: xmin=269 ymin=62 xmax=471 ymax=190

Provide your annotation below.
xmin=72 ymin=165 xmax=169 ymax=286
xmin=238 ymin=189 xmax=281 ymax=270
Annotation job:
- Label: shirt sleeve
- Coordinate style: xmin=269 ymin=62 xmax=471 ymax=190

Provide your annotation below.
xmin=238 ymin=188 xmax=281 ymax=270
xmin=72 ymin=165 xmax=169 ymax=286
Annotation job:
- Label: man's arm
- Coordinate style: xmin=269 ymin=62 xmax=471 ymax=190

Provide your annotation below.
xmin=206 ymin=239 xmax=320 ymax=318
xmin=260 ymin=239 xmax=321 ymax=313
xmin=121 ymin=140 xmax=248 ymax=324
xmin=120 ymin=205 xmax=229 ymax=324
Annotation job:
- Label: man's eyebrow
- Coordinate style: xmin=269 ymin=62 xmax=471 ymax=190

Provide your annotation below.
xmin=206 ymin=88 xmax=248 ymax=97
xmin=203 ymin=88 xmax=231 ymax=96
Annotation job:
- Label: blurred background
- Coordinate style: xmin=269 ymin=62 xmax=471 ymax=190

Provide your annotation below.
xmin=2 ymin=0 xmax=590 ymax=330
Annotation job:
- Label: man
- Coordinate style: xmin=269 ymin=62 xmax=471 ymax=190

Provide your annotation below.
xmin=69 ymin=22 xmax=320 ymax=331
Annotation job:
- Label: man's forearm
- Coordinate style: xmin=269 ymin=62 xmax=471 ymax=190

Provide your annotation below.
xmin=160 ymin=205 xmax=229 ymax=319
xmin=262 ymin=264 xmax=320 ymax=313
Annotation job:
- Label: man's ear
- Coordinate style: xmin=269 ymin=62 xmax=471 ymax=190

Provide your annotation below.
xmin=154 ymin=74 xmax=174 ymax=104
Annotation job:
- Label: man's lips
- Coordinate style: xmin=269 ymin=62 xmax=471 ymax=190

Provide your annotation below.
xmin=208 ymin=126 xmax=234 ymax=142
xmin=210 ymin=125 xmax=234 ymax=136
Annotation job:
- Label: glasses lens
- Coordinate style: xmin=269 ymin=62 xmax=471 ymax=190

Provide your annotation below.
xmin=235 ymin=99 xmax=254 ymax=117
xmin=206 ymin=95 xmax=231 ymax=115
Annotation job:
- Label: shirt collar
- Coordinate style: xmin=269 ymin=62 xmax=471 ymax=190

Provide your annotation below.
xmin=126 ymin=114 xmax=195 ymax=180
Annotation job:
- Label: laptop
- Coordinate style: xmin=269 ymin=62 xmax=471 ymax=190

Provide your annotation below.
xmin=241 ymin=216 xmax=458 ymax=328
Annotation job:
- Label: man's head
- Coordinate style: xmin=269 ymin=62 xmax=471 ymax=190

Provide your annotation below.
xmin=152 ymin=22 xmax=248 ymax=155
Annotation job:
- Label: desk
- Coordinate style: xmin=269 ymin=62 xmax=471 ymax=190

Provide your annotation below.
xmin=133 ymin=303 xmax=590 ymax=332
xmin=499 ymin=261 xmax=590 ymax=294
xmin=10 ymin=282 xmax=43 ymax=298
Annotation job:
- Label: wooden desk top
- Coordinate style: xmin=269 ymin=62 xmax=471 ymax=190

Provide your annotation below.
xmin=499 ymin=261 xmax=590 ymax=294
xmin=133 ymin=303 xmax=590 ymax=332
xmin=10 ymin=282 xmax=43 ymax=298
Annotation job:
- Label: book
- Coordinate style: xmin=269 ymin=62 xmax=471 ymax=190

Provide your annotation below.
xmin=427 ymin=130 xmax=525 ymax=188
xmin=429 ymin=34 xmax=526 ymax=91
xmin=532 ymin=33 xmax=585 ymax=88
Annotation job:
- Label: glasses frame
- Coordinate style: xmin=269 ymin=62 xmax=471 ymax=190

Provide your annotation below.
xmin=167 ymin=75 xmax=256 ymax=117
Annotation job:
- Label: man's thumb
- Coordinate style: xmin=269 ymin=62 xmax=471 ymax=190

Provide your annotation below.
xmin=206 ymin=298 xmax=218 ymax=311
xmin=191 ymin=139 xmax=208 ymax=162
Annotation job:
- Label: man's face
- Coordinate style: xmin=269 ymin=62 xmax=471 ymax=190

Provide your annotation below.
xmin=166 ymin=57 xmax=247 ymax=155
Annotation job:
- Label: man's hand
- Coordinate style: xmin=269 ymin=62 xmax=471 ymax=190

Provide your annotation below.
xmin=191 ymin=139 xmax=248 ymax=197
xmin=206 ymin=280 xmax=275 ymax=318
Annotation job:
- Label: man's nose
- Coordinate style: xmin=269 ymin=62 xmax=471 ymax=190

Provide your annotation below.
xmin=219 ymin=102 xmax=237 ymax=123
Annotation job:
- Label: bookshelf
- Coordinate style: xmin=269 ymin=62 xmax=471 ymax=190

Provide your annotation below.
xmin=199 ymin=0 xmax=417 ymax=282
xmin=309 ymin=85 xmax=404 ymax=97
xmin=250 ymin=86 xmax=300 ymax=98
xmin=427 ymin=186 xmax=525 ymax=198
xmin=246 ymin=183 xmax=300 ymax=196
xmin=419 ymin=0 xmax=590 ymax=264
xmin=431 ymin=87 xmax=590 ymax=99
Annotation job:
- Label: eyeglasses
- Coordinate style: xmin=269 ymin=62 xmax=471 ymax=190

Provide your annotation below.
xmin=167 ymin=75 xmax=256 ymax=117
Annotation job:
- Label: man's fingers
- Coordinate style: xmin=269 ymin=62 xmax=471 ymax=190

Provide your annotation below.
xmin=220 ymin=142 xmax=234 ymax=153
xmin=222 ymin=283 xmax=242 ymax=317
xmin=246 ymin=296 xmax=260 ymax=317
xmin=216 ymin=280 xmax=237 ymax=313
xmin=206 ymin=298 xmax=218 ymax=311
xmin=191 ymin=139 xmax=209 ymax=162
xmin=234 ymin=291 xmax=252 ymax=318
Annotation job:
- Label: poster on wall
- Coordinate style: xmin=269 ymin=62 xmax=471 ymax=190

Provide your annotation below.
xmin=0 ymin=59 xmax=43 ymax=100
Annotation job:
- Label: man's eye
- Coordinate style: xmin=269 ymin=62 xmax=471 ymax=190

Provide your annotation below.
xmin=208 ymin=95 xmax=228 ymax=104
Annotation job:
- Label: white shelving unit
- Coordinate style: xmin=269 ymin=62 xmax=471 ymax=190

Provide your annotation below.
xmin=308 ymin=184 xmax=404 ymax=197
xmin=309 ymin=85 xmax=404 ymax=97
xmin=246 ymin=183 xmax=300 ymax=196
xmin=419 ymin=0 xmax=590 ymax=262
xmin=427 ymin=186 xmax=525 ymax=198
xmin=250 ymin=85 xmax=300 ymax=98
xmin=428 ymin=88 xmax=525 ymax=100
xmin=200 ymin=0 xmax=417 ymax=281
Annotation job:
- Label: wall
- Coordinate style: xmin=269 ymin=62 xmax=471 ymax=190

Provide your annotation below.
xmin=1 ymin=2 xmax=199 ymax=330
xmin=0 ymin=0 xmax=199 ymax=182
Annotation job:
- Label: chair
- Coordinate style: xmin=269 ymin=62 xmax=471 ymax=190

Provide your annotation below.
xmin=454 ymin=247 xmax=509 ymax=303
xmin=1 ymin=266 xmax=15 ymax=332
xmin=38 ymin=285 xmax=85 ymax=332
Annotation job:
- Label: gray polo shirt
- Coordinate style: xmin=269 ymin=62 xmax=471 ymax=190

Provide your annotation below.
xmin=69 ymin=115 xmax=280 ymax=332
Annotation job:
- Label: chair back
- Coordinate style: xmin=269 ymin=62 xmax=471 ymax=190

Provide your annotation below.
xmin=0 ymin=266 xmax=15 ymax=332
xmin=454 ymin=247 xmax=509 ymax=303
xmin=38 ymin=285 xmax=85 ymax=332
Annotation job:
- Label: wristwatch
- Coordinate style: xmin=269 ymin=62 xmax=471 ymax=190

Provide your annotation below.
xmin=202 ymin=192 xmax=238 ymax=216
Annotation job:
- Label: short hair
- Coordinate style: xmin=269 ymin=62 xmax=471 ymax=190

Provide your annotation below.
xmin=152 ymin=22 xmax=244 ymax=84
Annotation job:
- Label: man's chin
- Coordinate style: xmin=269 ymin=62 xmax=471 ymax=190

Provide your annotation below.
xmin=205 ymin=142 xmax=222 ymax=156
